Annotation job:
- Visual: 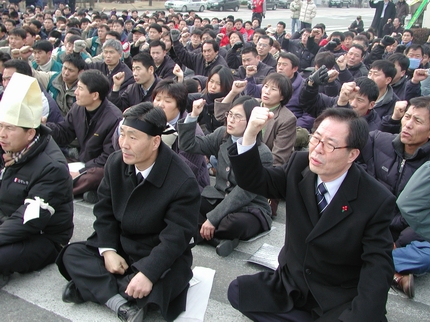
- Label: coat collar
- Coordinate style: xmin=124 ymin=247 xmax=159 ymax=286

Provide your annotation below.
xmin=125 ymin=142 xmax=173 ymax=188
xmin=298 ymin=164 xmax=360 ymax=242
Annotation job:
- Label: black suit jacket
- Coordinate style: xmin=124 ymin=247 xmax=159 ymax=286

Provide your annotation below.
xmin=370 ymin=0 xmax=396 ymax=32
xmin=228 ymin=144 xmax=395 ymax=321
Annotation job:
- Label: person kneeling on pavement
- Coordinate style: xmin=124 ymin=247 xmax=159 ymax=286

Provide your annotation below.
xmin=0 ymin=73 xmax=73 ymax=288
xmin=178 ymin=96 xmax=273 ymax=257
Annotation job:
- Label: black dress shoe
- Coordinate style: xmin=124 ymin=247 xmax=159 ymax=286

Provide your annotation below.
xmin=216 ymin=238 xmax=239 ymax=257
xmin=206 ymin=237 xmax=221 ymax=248
xmin=117 ymin=302 xmax=146 ymax=322
xmin=0 ymin=274 xmax=10 ymax=289
xmin=62 ymin=280 xmax=85 ymax=304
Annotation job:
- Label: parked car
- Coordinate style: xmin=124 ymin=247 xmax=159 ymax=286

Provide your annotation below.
xmin=207 ymin=0 xmax=240 ymax=11
xmin=248 ymin=0 xmax=278 ymax=10
xmin=278 ymin=0 xmax=291 ymax=8
xmin=328 ymin=0 xmax=351 ymax=8
xmin=164 ymin=0 xmax=207 ymax=12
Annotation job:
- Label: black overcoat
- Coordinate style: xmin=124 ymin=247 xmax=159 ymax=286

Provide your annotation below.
xmin=228 ymin=145 xmax=395 ymax=321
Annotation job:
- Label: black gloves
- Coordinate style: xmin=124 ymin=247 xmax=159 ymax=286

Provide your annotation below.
xmin=308 ymin=65 xmax=329 ymax=87
xmin=381 ymin=35 xmax=395 ymax=47
xmin=170 ymin=29 xmax=181 ymax=42
xmin=396 ymin=44 xmax=406 ymax=53
xmin=325 ymin=38 xmax=341 ymax=51
xmin=232 ymin=41 xmax=243 ymax=51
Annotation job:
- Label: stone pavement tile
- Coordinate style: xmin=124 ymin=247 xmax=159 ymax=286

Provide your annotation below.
xmin=0 ymin=291 xmax=71 ymax=322
xmin=204 ymin=299 xmax=250 ymax=321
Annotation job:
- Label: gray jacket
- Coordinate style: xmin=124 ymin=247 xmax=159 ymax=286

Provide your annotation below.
xmin=177 ymin=119 xmax=273 ymax=228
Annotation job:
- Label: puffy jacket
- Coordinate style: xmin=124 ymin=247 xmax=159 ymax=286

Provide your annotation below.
xmin=0 ymin=126 xmax=73 ymax=246
xmin=290 ymin=0 xmax=302 ymax=19
xmin=361 ymin=132 xmax=430 ymax=197
xmin=360 ymin=132 xmax=430 ymax=246
xmin=281 ymin=38 xmax=314 ymax=72
xmin=299 ymin=0 xmax=316 ymax=24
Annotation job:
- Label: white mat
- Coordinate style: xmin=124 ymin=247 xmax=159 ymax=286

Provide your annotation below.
xmin=175 ymin=266 xmax=216 ymax=322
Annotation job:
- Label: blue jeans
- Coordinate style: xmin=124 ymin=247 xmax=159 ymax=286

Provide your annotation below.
xmin=393 ymin=241 xmax=430 ymax=274
xmin=291 ymin=18 xmax=300 ymax=34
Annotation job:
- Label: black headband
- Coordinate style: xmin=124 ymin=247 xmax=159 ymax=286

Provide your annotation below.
xmin=123 ymin=117 xmax=165 ymax=136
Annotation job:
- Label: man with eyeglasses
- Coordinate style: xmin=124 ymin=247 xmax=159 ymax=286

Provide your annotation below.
xmin=255 ymin=35 xmax=277 ymax=68
xmin=226 ymin=107 xmax=395 ymax=321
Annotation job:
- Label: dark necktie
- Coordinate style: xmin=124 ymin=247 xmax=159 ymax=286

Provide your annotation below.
xmin=316 ymin=182 xmax=328 ymax=214
xmin=136 ymin=172 xmax=144 ymax=185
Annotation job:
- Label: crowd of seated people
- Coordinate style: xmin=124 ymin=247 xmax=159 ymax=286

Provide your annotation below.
xmin=0 ymin=2 xmax=430 ymax=321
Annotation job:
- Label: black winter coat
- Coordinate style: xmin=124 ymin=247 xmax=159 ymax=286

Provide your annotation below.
xmin=47 ymin=99 xmax=122 ymax=171
xmin=0 ymin=126 xmax=73 ymax=246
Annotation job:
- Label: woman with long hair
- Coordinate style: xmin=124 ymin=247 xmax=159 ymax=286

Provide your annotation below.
xmin=178 ymin=96 xmax=273 ymax=257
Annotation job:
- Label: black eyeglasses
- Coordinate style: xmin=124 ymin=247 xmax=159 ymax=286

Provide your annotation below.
xmin=308 ymin=134 xmax=350 ymax=153
xmin=225 ymin=112 xmax=246 ymax=122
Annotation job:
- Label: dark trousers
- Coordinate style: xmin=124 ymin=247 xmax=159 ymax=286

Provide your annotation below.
xmin=200 ymin=197 xmax=265 ymax=241
xmin=62 ymin=243 xmax=130 ymax=304
xmin=228 ymin=279 xmax=313 ymax=322
xmin=0 ymin=234 xmax=59 ymax=275
xmin=228 ymin=279 xmax=361 ymax=322
xmin=301 ymin=22 xmax=312 ymax=30
xmin=61 ymin=242 xmax=191 ymax=319
xmin=73 ymin=167 xmax=104 ymax=195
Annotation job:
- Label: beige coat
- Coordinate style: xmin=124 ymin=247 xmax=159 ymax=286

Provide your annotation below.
xmin=299 ymin=0 xmax=317 ymax=24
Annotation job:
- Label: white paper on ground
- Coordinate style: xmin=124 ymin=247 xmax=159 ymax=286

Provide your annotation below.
xmin=174 ymin=266 xmax=216 ymax=322
xmin=68 ymin=162 xmax=85 ymax=172
xmin=247 ymin=243 xmax=282 ymax=271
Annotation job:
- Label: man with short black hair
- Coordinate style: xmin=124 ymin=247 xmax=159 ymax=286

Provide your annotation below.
xmin=46 ymin=70 xmax=122 ymax=202
xmin=388 ymin=53 xmax=413 ymax=100
xmin=57 ymin=102 xmax=200 ymax=322
xmin=32 ymin=40 xmax=62 ymax=72
xmin=401 ymin=29 xmax=413 ymax=47
xmin=148 ymin=23 xmax=162 ymax=42
xmin=275 ymin=21 xmax=286 ymax=45
xmin=149 ymin=40 xmax=176 ymax=79
xmin=231 ymin=46 xmax=274 ymax=83
xmin=109 ymin=52 xmax=159 ymax=111
xmin=336 ymin=44 xmax=368 ymax=79
xmin=256 ymin=35 xmax=277 ymax=67
xmin=171 ymin=29 xmax=228 ymax=77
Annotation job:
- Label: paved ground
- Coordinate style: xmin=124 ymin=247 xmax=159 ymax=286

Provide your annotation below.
xmin=1 ymin=193 xmax=430 ymax=321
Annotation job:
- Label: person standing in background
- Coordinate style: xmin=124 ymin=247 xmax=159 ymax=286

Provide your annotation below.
xmin=370 ymin=0 xmax=396 ymax=37
xmin=290 ymin=0 xmax=302 ymax=35
xmin=299 ymin=0 xmax=317 ymax=30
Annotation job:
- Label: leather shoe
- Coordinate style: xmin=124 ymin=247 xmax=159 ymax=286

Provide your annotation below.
xmin=0 ymin=274 xmax=10 ymax=289
xmin=216 ymin=238 xmax=239 ymax=257
xmin=62 ymin=280 xmax=85 ymax=304
xmin=393 ymin=273 xmax=414 ymax=298
xmin=117 ymin=302 xmax=146 ymax=322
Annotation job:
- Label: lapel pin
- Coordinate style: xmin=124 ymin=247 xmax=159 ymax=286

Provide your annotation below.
xmin=342 ymin=206 xmax=348 ymax=212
